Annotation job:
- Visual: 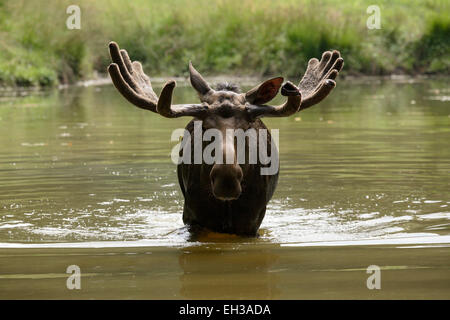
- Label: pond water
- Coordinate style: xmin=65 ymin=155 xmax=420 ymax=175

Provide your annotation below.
xmin=0 ymin=78 xmax=449 ymax=299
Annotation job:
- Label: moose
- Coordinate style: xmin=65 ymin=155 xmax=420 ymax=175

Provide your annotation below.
xmin=107 ymin=41 xmax=343 ymax=236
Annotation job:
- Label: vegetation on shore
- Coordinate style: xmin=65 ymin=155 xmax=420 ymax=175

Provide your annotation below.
xmin=0 ymin=0 xmax=448 ymax=87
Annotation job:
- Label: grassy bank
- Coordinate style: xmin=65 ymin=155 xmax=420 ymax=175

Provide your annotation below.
xmin=0 ymin=0 xmax=449 ymax=87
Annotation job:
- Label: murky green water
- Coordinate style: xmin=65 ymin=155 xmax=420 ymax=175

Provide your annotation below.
xmin=0 ymin=78 xmax=449 ymax=299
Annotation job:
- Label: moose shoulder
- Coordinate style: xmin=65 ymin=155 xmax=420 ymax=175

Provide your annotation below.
xmin=107 ymin=41 xmax=344 ymax=236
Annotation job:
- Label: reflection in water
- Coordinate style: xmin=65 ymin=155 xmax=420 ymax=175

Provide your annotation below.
xmin=178 ymin=242 xmax=280 ymax=299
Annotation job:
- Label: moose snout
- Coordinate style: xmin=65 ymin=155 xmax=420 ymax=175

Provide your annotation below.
xmin=210 ymin=164 xmax=243 ymax=201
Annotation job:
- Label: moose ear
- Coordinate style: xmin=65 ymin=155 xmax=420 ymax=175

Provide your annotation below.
xmin=245 ymin=77 xmax=284 ymax=104
xmin=189 ymin=61 xmax=212 ymax=96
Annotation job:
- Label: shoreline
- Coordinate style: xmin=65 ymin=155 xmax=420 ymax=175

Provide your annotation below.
xmin=0 ymin=74 xmax=448 ymax=98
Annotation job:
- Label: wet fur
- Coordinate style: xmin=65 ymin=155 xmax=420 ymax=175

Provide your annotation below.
xmin=177 ymin=118 xmax=279 ymax=236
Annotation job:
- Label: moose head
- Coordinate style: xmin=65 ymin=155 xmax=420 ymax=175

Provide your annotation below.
xmin=108 ymin=41 xmax=343 ymax=236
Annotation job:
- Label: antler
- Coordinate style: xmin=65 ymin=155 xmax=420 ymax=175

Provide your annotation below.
xmin=245 ymin=50 xmax=343 ymax=118
xmin=107 ymin=41 xmax=207 ymax=118
xmin=297 ymin=50 xmax=344 ymax=111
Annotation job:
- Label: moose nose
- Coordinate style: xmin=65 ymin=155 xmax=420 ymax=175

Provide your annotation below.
xmin=210 ymin=164 xmax=243 ymax=201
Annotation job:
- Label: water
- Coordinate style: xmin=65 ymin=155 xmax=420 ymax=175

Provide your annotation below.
xmin=0 ymin=78 xmax=449 ymax=299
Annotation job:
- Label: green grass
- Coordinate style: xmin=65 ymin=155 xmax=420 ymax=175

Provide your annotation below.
xmin=0 ymin=0 xmax=449 ymax=87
